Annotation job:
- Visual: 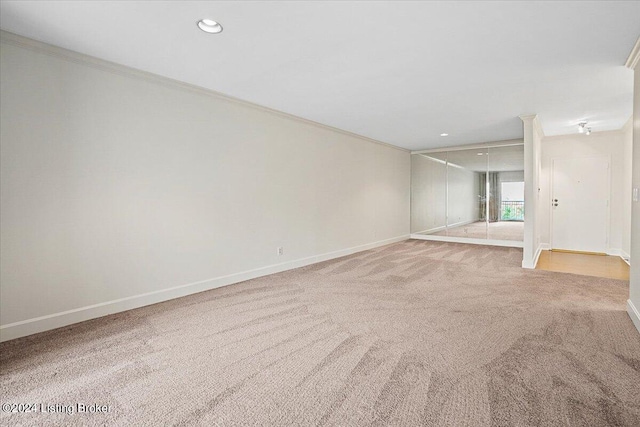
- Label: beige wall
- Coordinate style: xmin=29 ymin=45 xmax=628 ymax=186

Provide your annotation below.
xmin=0 ymin=38 xmax=411 ymax=340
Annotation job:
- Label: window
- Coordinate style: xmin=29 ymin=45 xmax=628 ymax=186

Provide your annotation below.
xmin=501 ymin=182 xmax=524 ymax=221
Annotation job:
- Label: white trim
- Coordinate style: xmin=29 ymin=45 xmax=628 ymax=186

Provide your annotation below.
xmin=411 ymin=139 xmax=523 ymax=155
xmin=413 ymin=225 xmax=446 ymax=235
xmin=624 ymin=36 xmax=640 ymax=69
xmin=0 ymin=235 xmax=409 ymax=342
xmin=520 ymin=114 xmax=545 ymax=139
xmin=522 ymin=243 xmax=545 ymax=269
xmin=606 ymin=248 xmax=621 ymax=257
xmin=447 ymin=219 xmax=481 ymax=229
xmin=0 ymin=30 xmax=407 ymax=154
xmin=413 ymin=219 xmax=482 ymax=235
xmin=620 ymin=249 xmax=630 ymax=266
xmin=533 ymin=116 xmax=545 ymax=139
xmin=519 ymin=114 xmax=538 ymax=272
xmin=410 ymin=233 xmax=524 ymax=248
xmin=519 ymin=114 xmax=537 ymax=121
xmin=537 ymin=244 xmax=630 ymax=266
xmin=627 ymin=299 xmax=640 ymax=335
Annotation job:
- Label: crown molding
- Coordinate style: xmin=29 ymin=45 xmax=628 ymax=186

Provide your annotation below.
xmin=518 ymin=114 xmax=537 ymax=121
xmin=0 ymin=30 xmax=409 ymax=153
xmin=519 ymin=114 xmax=545 ymax=138
xmin=625 ymin=36 xmax=640 ymax=69
xmin=411 ymin=138 xmax=523 ymax=155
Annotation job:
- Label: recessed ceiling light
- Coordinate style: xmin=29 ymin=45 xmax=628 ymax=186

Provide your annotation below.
xmin=440 ymin=133 xmax=448 ymax=137
xmin=197 ymin=19 xmax=223 ymax=34
xmin=477 ymin=153 xmax=484 ymax=156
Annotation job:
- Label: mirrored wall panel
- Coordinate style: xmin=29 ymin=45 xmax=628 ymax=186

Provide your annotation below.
xmin=411 ymin=152 xmax=447 ymax=235
xmin=411 ymin=144 xmax=524 ymax=243
xmin=445 ymin=149 xmax=487 ymax=239
xmin=487 ymin=145 xmax=525 ymax=241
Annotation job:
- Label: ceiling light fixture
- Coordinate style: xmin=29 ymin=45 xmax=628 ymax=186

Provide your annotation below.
xmin=197 ymin=19 xmax=223 ymax=34
xmin=578 ymin=122 xmax=587 ymax=133
xmin=440 ymin=133 xmax=449 ymax=137
xmin=586 ymin=127 xmax=591 ymax=135
xmin=477 ymin=153 xmax=484 ymax=156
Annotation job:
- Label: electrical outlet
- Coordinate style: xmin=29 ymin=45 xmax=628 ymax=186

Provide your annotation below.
xmin=633 ymin=188 xmax=639 ymax=202
xmin=277 ymin=247 xmax=284 ymax=256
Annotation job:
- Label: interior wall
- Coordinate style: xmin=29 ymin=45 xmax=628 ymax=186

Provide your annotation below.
xmin=0 ymin=37 xmax=411 ymax=340
xmin=629 ymin=57 xmax=640 ymax=333
xmin=539 ymin=130 xmax=628 ymax=254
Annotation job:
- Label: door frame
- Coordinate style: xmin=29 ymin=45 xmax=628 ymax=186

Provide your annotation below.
xmin=549 ymin=155 xmax=611 ymax=253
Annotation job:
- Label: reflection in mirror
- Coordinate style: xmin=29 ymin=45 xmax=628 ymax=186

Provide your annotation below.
xmin=411 ymin=152 xmax=447 ymax=234
xmin=443 ymin=149 xmax=487 ymax=239
xmin=487 ymin=145 xmax=525 ymax=241
xmin=410 ymin=143 xmax=524 ymax=243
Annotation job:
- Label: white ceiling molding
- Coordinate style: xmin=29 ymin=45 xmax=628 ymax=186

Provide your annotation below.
xmin=625 ymin=36 xmax=640 ymax=69
xmin=519 ymin=114 xmax=545 ymax=140
xmin=412 ymin=139 xmax=524 ymax=155
xmin=0 ymin=30 xmax=408 ymax=153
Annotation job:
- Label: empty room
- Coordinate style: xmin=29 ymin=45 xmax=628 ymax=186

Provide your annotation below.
xmin=1 ymin=1 xmax=640 ymax=426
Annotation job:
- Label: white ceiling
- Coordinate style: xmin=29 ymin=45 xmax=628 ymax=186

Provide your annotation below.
xmin=1 ymin=1 xmax=638 ymax=150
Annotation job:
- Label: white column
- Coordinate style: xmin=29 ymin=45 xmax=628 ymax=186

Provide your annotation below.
xmin=519 ymin=114 xmax=542 ymax=268
xmin=625 ymin=37 xmax=640 ymax=333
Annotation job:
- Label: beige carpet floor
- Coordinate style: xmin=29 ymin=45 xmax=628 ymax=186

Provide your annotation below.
xmin=1 ymin=240 xmax=639 ymax=426
xmin=429 ymin=221 xmax=524 ymax=241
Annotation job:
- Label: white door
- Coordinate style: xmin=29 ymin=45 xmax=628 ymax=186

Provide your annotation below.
xmin=551 ymin=157 xmax=609 ymax=253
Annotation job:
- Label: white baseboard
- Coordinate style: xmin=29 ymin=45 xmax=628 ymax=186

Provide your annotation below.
xmin=410 ymin=233 xmax=524 ymax=248
xmin=414 ymin=225 xmax=446 ymax=234
xmin=0 ymin=235 xmax=409 ymax=342
xmin=447 ymin=219 xmax=481 ymax=228
xmin=526 ymin=245 xmax=631 ymax=268
xmin=522 ymin=243 xmax=547 ymax=269
xmin=538 ymin=246 xmax=630 ymax=266
xmin=413 ymin=219 xmax=481 ymax=235
xmin=627 ymin=299 xmax=640 ymax=335
xmin=607 ymin=248 xmax=632 ymax=266
xmin=620 ymin=249 xmax=630 ymax=266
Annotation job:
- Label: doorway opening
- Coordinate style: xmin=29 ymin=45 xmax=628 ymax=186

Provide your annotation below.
xmin=551 ymin=156 xmax=609 ymax=253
